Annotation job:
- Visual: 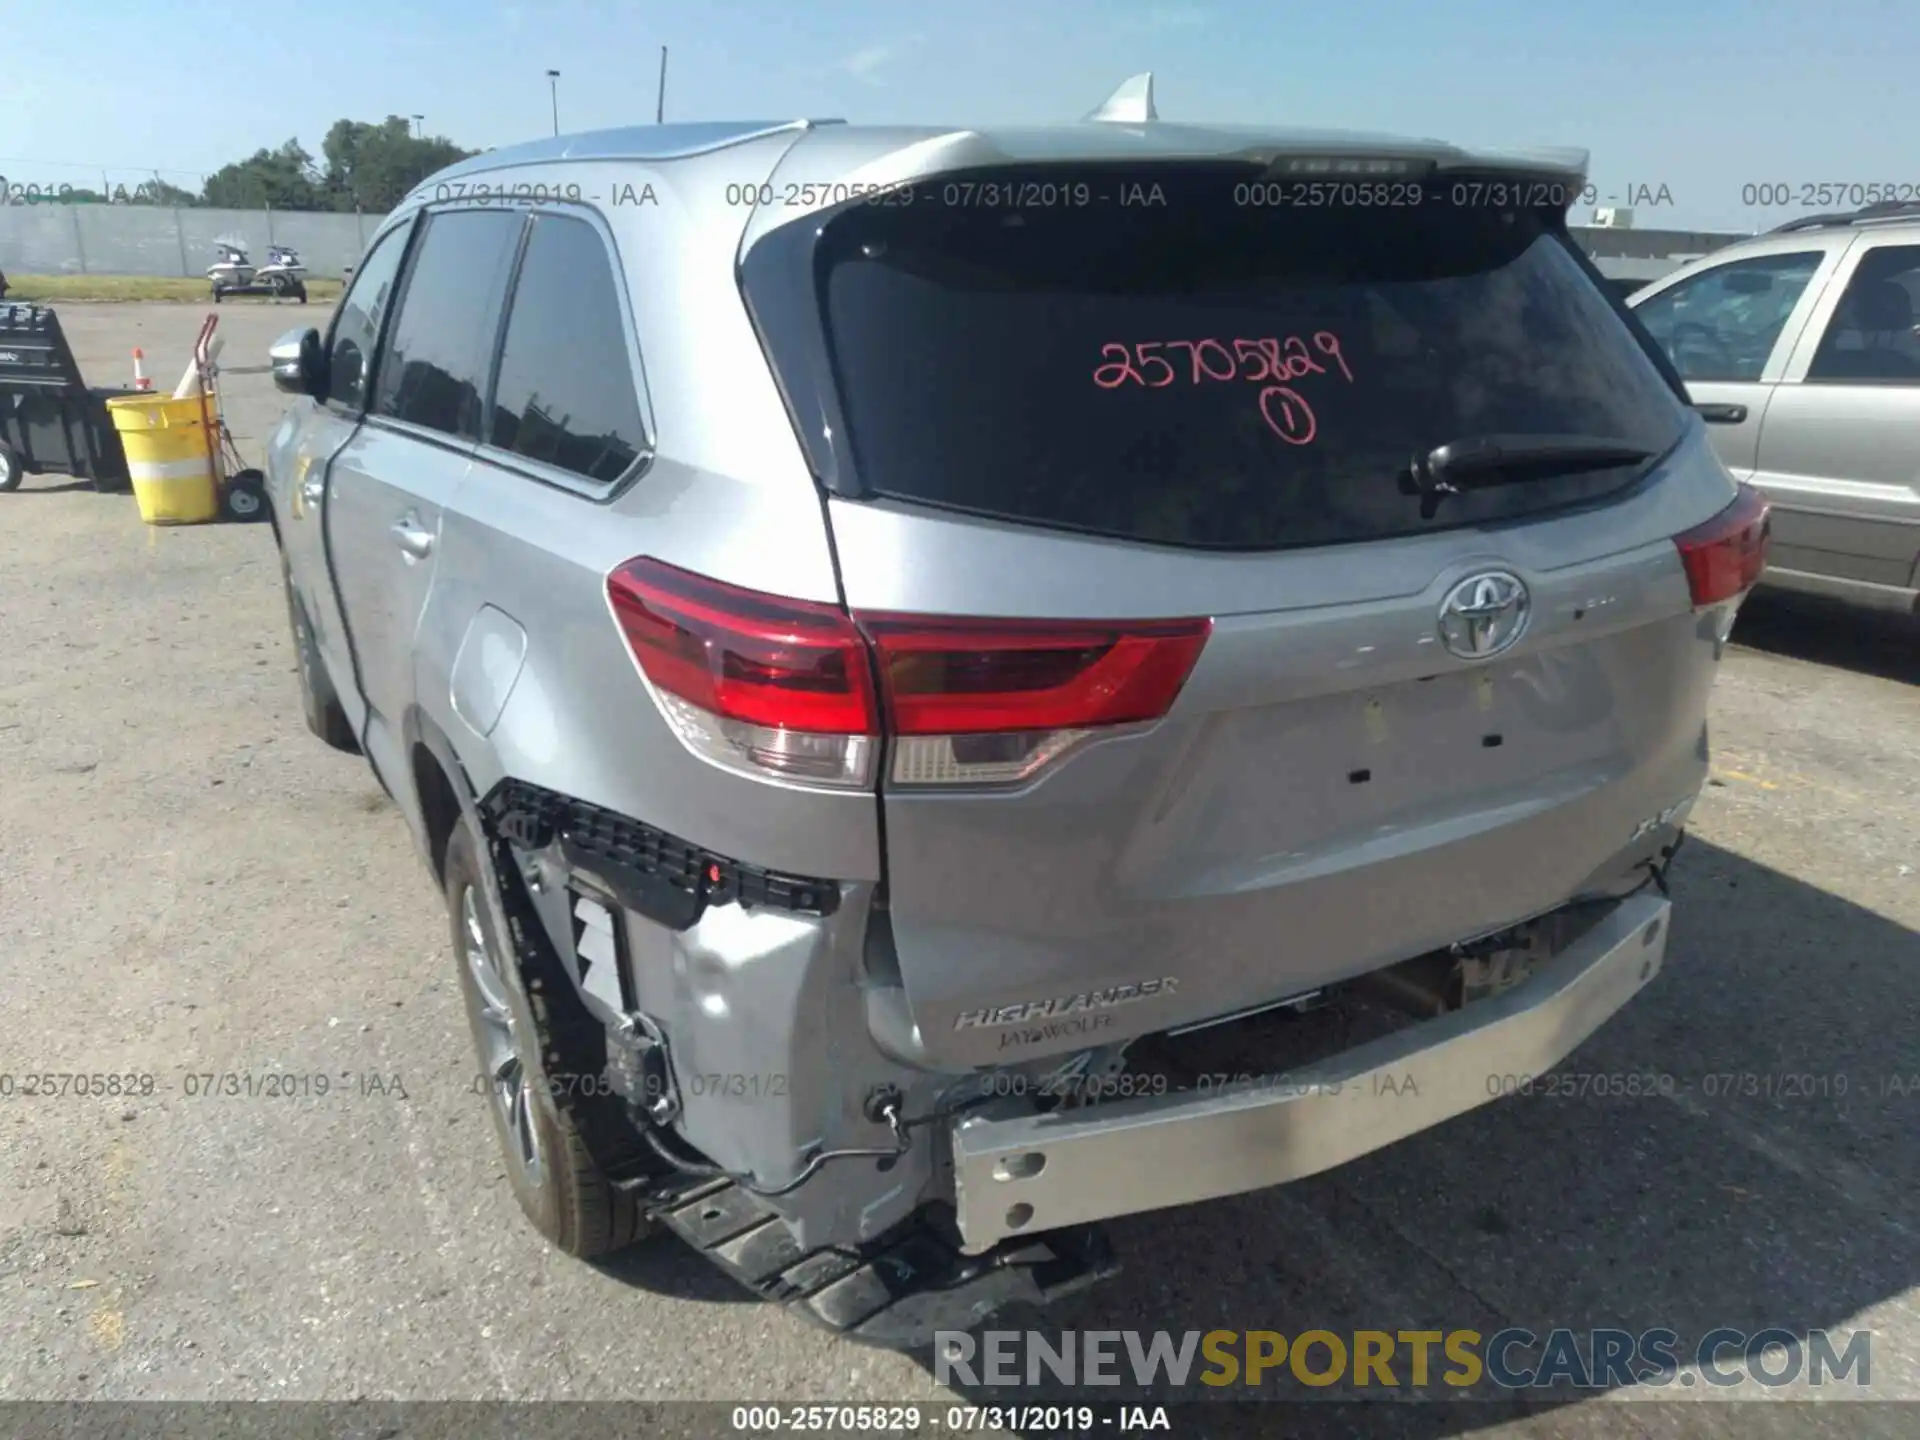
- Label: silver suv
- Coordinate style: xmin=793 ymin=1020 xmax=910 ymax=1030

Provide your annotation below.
xmin=1629 ymin=202 xmax=1920 ymax=614
xmin=265 ymin=84 xmax=1768 ymax=1346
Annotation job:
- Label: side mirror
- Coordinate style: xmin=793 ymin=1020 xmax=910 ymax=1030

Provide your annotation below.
xmin=270 ymin=326 xmax=326 ymax=398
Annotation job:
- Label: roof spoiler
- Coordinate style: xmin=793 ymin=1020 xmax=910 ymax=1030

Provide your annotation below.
xmin=1085 ymin=72 xmax=1158 ymax=124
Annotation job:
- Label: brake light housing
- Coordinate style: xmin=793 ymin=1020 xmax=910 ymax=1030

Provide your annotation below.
xmin=1673 ymin=483 xmax=1770 ymax=607
xmin=607 ymin=559 xmax=879 ymax=788
xmin=606 ymin=558 xmax=1211 ymax=791
xmin=857 ymin=614 xmax=1212 ymax=785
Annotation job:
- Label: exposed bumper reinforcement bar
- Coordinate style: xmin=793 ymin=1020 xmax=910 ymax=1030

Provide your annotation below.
xmin=950 ymin=891 xmax=1671 ymax=1253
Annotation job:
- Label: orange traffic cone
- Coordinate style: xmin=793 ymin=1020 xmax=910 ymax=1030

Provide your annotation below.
xmin=132 ymin=348 xmax=152 ymax=391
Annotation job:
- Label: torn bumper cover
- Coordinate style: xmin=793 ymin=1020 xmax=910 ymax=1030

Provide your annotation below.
xmin=950 ymin=890 xmax=1671 ymax=1253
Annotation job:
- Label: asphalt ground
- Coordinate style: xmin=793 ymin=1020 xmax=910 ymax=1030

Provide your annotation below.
xmin=1 ymin=301 xmax=1915 ymax=1439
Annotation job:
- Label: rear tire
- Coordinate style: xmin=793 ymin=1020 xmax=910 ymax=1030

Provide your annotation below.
xmin=445 ymin=817 xmax=649 ymax=1259
xmin=279 ymin=548 xmax=359 ymax=753
xmin=0 ymin=440 xmax=22 ymax=493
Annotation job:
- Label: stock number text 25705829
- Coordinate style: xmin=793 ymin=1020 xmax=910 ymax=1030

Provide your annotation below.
xmin=1092 ymin=333 xmax=1354 ymax=445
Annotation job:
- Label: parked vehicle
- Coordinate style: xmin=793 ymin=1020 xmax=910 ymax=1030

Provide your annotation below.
xmin=264 ymin=80 xmax=1768 ymax=1346
xmin=1629 ymin=202 xmax=1920 ymax=614
xmin=208 ymin=242 xmax=308 ymax=303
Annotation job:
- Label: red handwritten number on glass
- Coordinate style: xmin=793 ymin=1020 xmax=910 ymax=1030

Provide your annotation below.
xmin=1258 ymin=386 xmax=1318 ymax=445
xmin=1194 ymin=339 xmax=1237 ymax=381
xmin=1165 ymin=341 xmax=1202 ymax=383
xmin=1231 ymin=340 xmax=1272 ymax=383
xmin=1313 ymin=332 xmax=1353 ymax=383
xmin=1281 ymin=336 xmax=1326 ymax=380
xmin=1093 ymin=344 xmax=1144 ymax=389
xmin=1093 ymin=335 xmax=1349 ymax=448
xmin=1258 ymin=338 xmax=1285 ymax=383
xmin=1134 ymin=342 xmax=1177 ymax=388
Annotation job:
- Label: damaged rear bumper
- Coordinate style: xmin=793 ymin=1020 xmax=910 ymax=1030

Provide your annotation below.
xmin=950 ymin=890 xmax=1671 ymax=1253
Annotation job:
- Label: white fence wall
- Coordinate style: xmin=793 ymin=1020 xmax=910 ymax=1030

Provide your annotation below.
xmin=0 ymin=206 xmax=392 ymax=279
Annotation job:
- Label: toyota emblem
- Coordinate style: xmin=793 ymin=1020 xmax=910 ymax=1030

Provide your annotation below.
xmin=1437 ymin=571 xmax=1530 ymax=660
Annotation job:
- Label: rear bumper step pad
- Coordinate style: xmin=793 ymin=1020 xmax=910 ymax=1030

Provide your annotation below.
xmin=641 ymin=1177 xmax=1119 ymax=1347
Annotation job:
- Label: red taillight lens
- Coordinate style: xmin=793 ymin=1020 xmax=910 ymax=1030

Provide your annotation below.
xmin=607 ymin=558 xmax=880 ymax=787
xmin=608 ymin=557 xmax=1212 ymax=789
xmin=608 ymin=558 xmax=878 ymax=733
xmin=1674 ymin=484 xmax=1770 ymax=606
xmin=854 ymin=615 xmax=1213 ymax=735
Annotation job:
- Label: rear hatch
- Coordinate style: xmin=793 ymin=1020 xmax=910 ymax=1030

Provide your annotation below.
xmin=742 ymin=158 xmax=1745 ymax=1069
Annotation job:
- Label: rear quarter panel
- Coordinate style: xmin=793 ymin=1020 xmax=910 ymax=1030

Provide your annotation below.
xmin=411 ymin=143 xmax=878 ymax=881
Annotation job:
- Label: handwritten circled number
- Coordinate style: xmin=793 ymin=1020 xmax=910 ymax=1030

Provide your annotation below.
xmin=1092 ymin=332 xmax=1353 ymax=446
xmin=1257 ymin=386 xmax=1317 ymax=444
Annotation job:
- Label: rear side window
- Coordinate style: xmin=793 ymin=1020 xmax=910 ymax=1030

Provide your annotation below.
xmin=757 ymin=165 xmax=1692 ymax=551
xmin=374 ymin=208 xmax=524 ymax=441
xmin=1807 ymin=244 xmax=1920 ymax=383
xmin=489 ymin=214 xmax=648 ymax=482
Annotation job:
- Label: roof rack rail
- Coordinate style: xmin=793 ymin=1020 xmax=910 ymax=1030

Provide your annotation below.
xmin=1769 ymin=200 xmax=1920 ymax=234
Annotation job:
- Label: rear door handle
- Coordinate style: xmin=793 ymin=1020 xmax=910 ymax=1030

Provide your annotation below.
xmin=1694 ymin=402 xmax=1748 ymax=424
xmin=391 ymin=513 xmax=435 ymax=561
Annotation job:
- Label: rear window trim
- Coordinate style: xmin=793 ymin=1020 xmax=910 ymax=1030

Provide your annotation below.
xmin=740 ymin=159 xmax=1687 ymax=549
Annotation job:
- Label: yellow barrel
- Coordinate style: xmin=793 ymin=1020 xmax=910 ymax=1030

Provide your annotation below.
xmin=106 ymin=395 xmax=219 ymax=525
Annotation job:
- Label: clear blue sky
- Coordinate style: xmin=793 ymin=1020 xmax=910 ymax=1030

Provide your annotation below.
xmin=3 ymin=0 xmax=1913 ymax=231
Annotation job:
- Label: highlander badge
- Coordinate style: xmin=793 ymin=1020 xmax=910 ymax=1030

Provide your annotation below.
xmin=953 ymin=977 xmax=1180 ymax=1031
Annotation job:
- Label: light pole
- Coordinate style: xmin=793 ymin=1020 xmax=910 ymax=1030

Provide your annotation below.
xmin=411 ymin=114 xmax=424 ymax=138
xmin=656 ymin=47 xmax=668 ymax=124
xmin=546 ymin=69 xmax=561 ymax=136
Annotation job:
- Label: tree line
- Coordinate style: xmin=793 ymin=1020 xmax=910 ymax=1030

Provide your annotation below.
xmin=5 ymin=118 xmax=477 ymax=214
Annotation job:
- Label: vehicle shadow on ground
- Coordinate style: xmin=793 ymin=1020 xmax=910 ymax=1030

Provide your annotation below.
xmin=592 ymin=1225 xmax=750 ymax=1305
xmin=1 ymin=475 xmax=107 ymax=496
xmin=904 ymin=837 xmax=1919 ymax=1437
xmin=1732 ymin=590 xmax=1918 ymax=686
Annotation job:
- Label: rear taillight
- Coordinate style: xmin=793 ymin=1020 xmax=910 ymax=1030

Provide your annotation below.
xmin=607 ymin=558 xmax=879 ymax=788
xmin=857 ymin=614 xmax=1212 ymax=785
xmin=1674 ymin=483 xmax=1770 ymax=607
xmin=607 ymin=558 xmax=1211 ymax=790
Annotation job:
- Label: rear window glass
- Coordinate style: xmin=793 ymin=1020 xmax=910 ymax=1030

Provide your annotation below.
xmin=795 ymin=165 xmax=1690 ymax=550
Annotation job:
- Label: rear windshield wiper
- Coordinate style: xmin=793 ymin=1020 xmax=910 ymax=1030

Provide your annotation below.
xmin=1404 ymin=434 xmax=1655 ymax=517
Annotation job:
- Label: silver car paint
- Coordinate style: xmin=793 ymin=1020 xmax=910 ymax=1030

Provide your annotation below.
xmin=834 ymin=439 xmax=1728 ymax=1069
xmin=271 ymin=116 xmax=1737 ymax=1254
xmin=1631 ymin=223 xmax=1920 ymax=611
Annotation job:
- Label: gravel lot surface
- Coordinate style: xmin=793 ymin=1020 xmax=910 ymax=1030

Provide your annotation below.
xmin=1 ymin=302 xmax=1915 ymax=1438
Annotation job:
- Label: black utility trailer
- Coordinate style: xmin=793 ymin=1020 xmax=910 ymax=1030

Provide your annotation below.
xmin=0 ymin=303 xmax=137 ymax=493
